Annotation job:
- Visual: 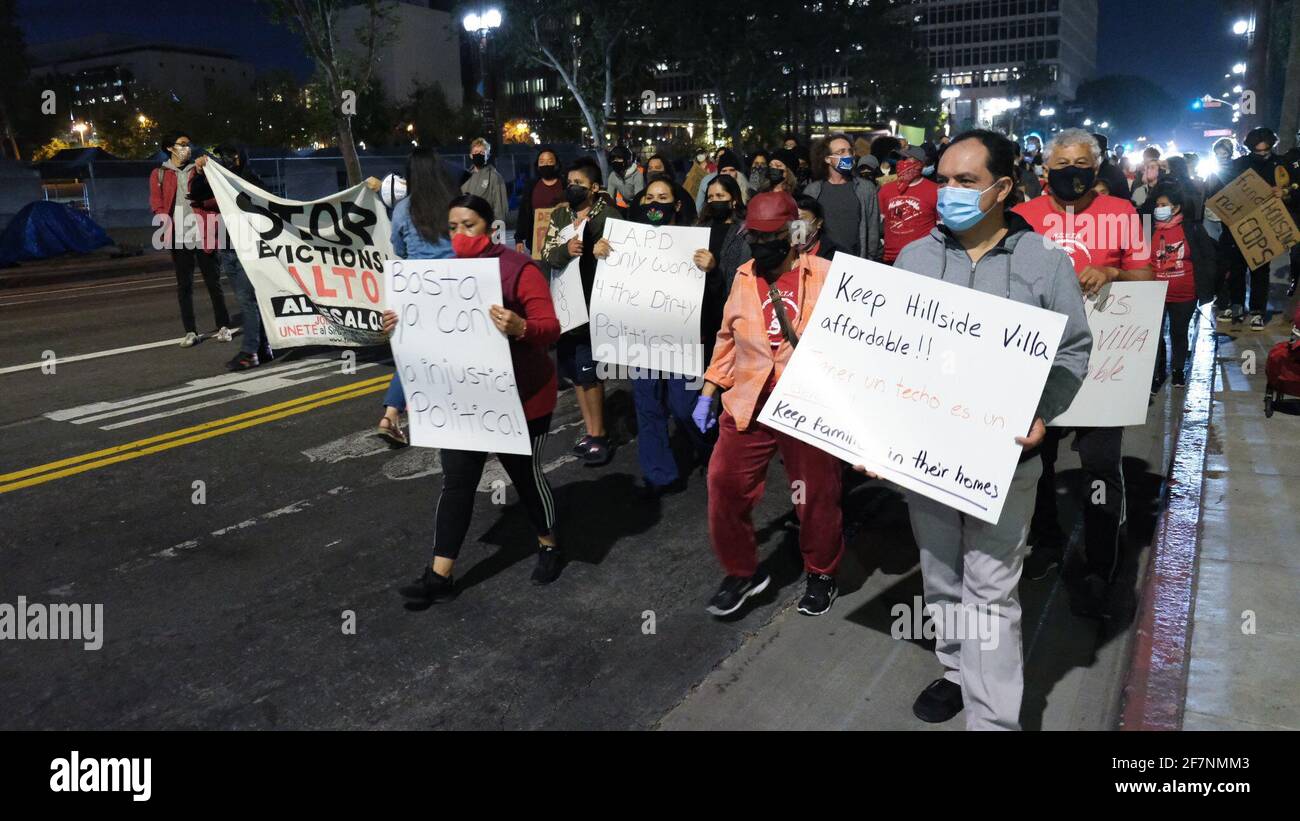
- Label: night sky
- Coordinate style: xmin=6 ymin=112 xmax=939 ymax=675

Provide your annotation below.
xmin=19 ymin=0 xmax=1238 ymax=104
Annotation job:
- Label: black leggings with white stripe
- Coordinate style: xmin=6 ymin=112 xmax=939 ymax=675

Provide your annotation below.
xmin=433 ymin=415 xmax=555 ymax=560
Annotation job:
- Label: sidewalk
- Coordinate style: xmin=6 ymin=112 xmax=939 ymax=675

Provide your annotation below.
xmin=1183 ymin=265 xmax=1300 ymax=731
xmin=661 ymin=358 xmax=1182 ymax=731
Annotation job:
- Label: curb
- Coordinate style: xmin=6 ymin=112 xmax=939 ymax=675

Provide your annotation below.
xmin=1117 ymin=306 xmax=1217 ymax=730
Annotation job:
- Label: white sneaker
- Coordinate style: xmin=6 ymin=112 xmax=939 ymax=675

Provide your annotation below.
xmin=179 ymin=332 xmax=199 ymax=348
xmin=215 ymin=326 xmax=234 ymax=342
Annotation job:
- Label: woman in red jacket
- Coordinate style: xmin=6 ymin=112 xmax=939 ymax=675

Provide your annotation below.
xmin=383 ymin=194 xmax=563 ymax=602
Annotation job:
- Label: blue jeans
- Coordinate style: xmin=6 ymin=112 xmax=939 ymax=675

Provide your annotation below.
xmin=219 ymin=249 xmax=267 ymax=357
xmin=382 ymin=373 xmax=405 ymax=410
xmin=632 ymin=375 xmax=708 ymax=486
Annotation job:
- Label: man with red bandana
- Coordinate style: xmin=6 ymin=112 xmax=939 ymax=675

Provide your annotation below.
xmin=878 ymin=149 xmax=939 ymax=264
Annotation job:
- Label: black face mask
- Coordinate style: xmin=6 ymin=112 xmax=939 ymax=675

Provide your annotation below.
xmin=538 ymin=165 xmax=559 ymax=180
xmin=611 ymin=159 xmax=627 ymax=174
xmin=1047 ymin=166 xmax=1096 ymax=202
xmin=471 ymin=154 xmax=487 ymax=168
xmin=565 ymin=184 xmax=591 ymax=209
xmin=701 ymin=201 xmax=732 ymax=223
xmin=643 ymin=202 xmax=674 ymax=225
xmin=751 ymin=238 xmax=791 ymax=276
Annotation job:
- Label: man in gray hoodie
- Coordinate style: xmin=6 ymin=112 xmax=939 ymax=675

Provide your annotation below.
xmin=883 ymin=129 xmax=1092 ymax=731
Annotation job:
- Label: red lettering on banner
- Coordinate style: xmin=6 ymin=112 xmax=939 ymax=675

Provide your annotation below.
xmin=312 ymin=266 xmax=337 ymax=298
xmin=362 ymin=270 xmax=380 ymax=303
xmin=286 ymin=265 xmax=311 ymax=294
xmin=332 ymin=266 xmax=358 ymax=299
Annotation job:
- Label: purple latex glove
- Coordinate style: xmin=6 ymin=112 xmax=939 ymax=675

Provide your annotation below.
xmin=692 ymin=394 xmax=717 ymax=433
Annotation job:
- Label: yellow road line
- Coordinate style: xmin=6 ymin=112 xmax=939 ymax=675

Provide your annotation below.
xmin=0 ymin=379 xmax=389 ymax=495
xmin=0 ymin=374 xmax=391 ymax=483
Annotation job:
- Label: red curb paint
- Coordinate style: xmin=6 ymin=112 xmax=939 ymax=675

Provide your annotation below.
xmin=1119 ymin=311 xmax=1215 ymax=730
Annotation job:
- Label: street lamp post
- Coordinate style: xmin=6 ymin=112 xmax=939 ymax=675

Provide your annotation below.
xmin=463 ymin=8 xmax=503 ymax=145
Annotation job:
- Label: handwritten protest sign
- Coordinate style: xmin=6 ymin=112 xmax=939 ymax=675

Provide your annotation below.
xmin=550 ymin=258 xmax=588 ymax=333
xmin=1206 ymin=168 xmax=1300 ymax=269
xmin=203 ymin=161 xmax=394 ymax=348
xmin=760 ymin=253 xmax=1066 ymax=524
xmin=385 ymin=258 xmax=530 ymax=455
xmin=531 ymin=206 xmax=555 ymax=261
xmin=1048 ymin=281 xmax=1166 ymax=428
xmin=589 ymin=218 xmax=710 ymax=377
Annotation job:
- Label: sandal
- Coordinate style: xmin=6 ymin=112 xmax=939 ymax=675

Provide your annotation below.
xmin=376 ymin=417 xmax=408 ymax=448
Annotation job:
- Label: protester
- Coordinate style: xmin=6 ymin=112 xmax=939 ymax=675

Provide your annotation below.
xmin=366 ymin=147 xmax=459 ymax=447
xmin=696 ymin=192 xmax=846 ymax=618
xmin=460 ymin=137 xmax=509 ymax=226
xmin=606 ymin=145 xmax=646 ymax=209
xmin=694 ymin=148 xmax=751 ymax=213
xmin=1216 ymin=128 xmax=1285 ymax=328
xmin=1013 ymin=141 xmax=1042 ymax=199
xmin=1149 ymin=182 xmax=1216 ymax=392
xmin=802 ymin=133 xmax=882 ymax=260
xmin=595 ymin=176 xmax=715 ymax=498
xmin=684 ymin=147 xmax=711 ymax=200
xmin=388 ymin=193 xmax=562 ymax=601
xmin=877 ymin=150 xmax=939 ymax=264
xmin=634 ymin=155 xmax=698 ymax=223
xmin=880 ymin=129 xmax=1091 ymax=730
xmin=1129 ymin=158 xmax=1165 ymax=209
xmin=1161 ymin=155 xmax=1204 ymax=222
xmin=698 ymin=174 xmax=751 ymax=296
xmin=1093 ymin=133 xmax=1131 ymax=199
xmin=541 ymin=157 xmax=616 ymax=466
xmin=1013 ymin=128 xmax=1153 ymax=617
xmin=794 ymin=195 xmax=841 ymax=260
xmin=514 ymin=147 xmax=566 ymax=255
xmin=191 ymin=145 xmax=273 ymax=371
xmin=1202 ymin=137 xmax=1237 ymax=243
xmin=747 ymin=150 xmax=770 ymax=193
xmin=150 ymin=130 xmax=233 ymax=347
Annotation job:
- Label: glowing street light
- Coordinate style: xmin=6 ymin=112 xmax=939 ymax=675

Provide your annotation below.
xmin=1232 ymin=63 xmax=1246 ymax=74
xmin=1232 ymin=19 xmax=1249 ymax=35
xmin=1083 ymin=118 xmax=1093 ymax=126
xmin=71 ymin=121 xmax=88 ymax=146
xmin=463 ymin=8 xmax=504 ymax=142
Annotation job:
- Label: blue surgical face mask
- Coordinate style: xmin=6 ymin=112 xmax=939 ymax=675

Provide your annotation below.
xmin=1154 ymin=205 xmax=1174 ymax=222
xmin=937 ymin=181 xmax=1002 ymax=232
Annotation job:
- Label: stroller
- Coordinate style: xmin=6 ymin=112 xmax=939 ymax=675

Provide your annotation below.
xmin=1264 ymin=304 xmax=1300 ymax=417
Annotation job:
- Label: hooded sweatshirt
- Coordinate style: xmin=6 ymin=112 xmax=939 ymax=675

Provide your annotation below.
xmin=893 ymin=211 xmax=1092 ymax=426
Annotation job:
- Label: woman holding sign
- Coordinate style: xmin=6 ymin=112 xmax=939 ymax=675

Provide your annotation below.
xmin=593 ymin=176 xmax=720 ymax=499
xmin=692 ymin=191 xmax=846 ymax=619
xmin=385 ymin=194 xmax=564 ymax=602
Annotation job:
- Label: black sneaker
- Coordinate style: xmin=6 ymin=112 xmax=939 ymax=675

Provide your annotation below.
xmin=531 ymin=544 xmax=563 ymax=585
xmin=572 ymin=434 xmax=593 ymax=456
xmin=398 ymin=566 xmax=457 ymax=602
xmin=706 ymin=570 xmax=771 ymax=617
xmin=913 ymin=678 xmax=964 ymax=723
xmin=226 ymin=352 xmax=259 ymax=371
xmin=634 ymin=476 xmax=686 ymax=500
xmin=1171 ymin=371 xmax=1186 ymax=388
xmin=582 ymin=436 xmax=614 ymax=466
xmin=797 ymin=572 xmax=837 ymax=616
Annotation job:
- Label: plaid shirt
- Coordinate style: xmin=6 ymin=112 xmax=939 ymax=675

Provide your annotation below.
xmin=704 ymin=253 xmax=831 ymax=431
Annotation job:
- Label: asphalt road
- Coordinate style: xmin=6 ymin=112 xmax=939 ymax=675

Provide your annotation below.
xmin=0 ymin=269 xmax=1170 ymax=729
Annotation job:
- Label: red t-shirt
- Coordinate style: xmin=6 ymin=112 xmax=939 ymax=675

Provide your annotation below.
xmin=1013 ymin=193 xmax=1149 ymax=274
xmin=1152 ymin=218 xmax=1196 ymax=302
xmin=755 ymin=267 xmax=801 ymax=389
xmin=878 ymin=178 xmax=938 ymax=263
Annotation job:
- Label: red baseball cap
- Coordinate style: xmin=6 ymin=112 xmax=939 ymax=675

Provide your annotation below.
xmin=743 ymin=191 xmax=800 ymax=233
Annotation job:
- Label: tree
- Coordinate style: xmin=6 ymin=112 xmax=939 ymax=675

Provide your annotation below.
xmin=494 ymin=0 xmax=649 ymax=174
xmin=263 ymin=0 xmax=394 ymax=184
xmin=1071 ymin=75 xmax=1183 ymax=138
xmin=400 ymin=82 xmax=481 ymax=147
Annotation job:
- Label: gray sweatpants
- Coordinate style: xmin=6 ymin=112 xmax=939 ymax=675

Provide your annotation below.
xmin=906 ymin=455 xmax=1042 ymax=731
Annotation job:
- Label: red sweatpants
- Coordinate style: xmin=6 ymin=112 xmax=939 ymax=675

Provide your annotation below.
xmin=707 ymin=408 xmax=845 ymax=577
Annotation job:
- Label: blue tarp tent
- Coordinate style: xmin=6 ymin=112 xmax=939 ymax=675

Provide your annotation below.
xmin=0 ymin=201 xmax=112 ymax=267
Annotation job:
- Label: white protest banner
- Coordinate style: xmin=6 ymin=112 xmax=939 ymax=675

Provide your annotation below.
xmin=550 ymin=258 xmax=588 ymax=333
xmin=203 ymin=161 xmax=394 ymax=348
xmin=385 ymin=258 xmax=531 ymax=455
xmin=589 ymin=218 xmax=710 ymax=377
xmin=1049 ymin=281 xmax=1167 ymax=428
xmin=760 ymin=252 xmax=1067 ymax=525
